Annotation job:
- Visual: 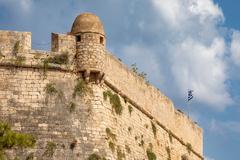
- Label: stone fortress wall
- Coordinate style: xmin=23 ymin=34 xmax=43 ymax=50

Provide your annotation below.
xmin=0 ymin=13 xmax=203 ymax=160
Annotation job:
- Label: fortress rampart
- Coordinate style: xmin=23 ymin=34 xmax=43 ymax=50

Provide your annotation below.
xmin=104 ymin=53 xmax=203 ymax=154
xmin=0 ymin=13 xmax=203 ymax=160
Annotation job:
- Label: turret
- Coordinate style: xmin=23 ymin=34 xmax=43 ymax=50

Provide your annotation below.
xmin=71 ymin=13 xmax=106 ymax=83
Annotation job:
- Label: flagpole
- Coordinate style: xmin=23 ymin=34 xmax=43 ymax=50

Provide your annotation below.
xmin=187 ymin=89 xmax=189 ymax=118
xmin=187 ymin=90 xmax=193 ymax=119
xmin=187 ymin=98 xmax=189 ymax=118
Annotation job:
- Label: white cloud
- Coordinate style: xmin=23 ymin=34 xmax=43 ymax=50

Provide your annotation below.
xmin=151 ymin=0 xmax=184 ymax=28
xmin=20 ymin=0 xmax=32 ymax=12
xmin=189 ymin=0 xmax=223 ymax=23
xmin=230 ymin=30 xmax=240 ymax=66
xmin=210 ymin=119 xmax=240 ymax=134
xmin=205 ymin=156 xmax=215 ymax=160
xmin=120 ymin=0 xmax=233 ymax=110
xmin=121 ymin=44 xmax=164 ymax=84
xmin=151 ymin=0 xmax=223 ymax=30
xmin=0 ymin=0 xmax=33 ymax=13
xmin=170 ymin=37 xmax=232 ymax=110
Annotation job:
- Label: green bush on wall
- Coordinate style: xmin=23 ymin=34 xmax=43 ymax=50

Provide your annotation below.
xmin=186 ymin=143 xmax=192 ymax=154
xmin=130 ymin=63 xmax=148 ymax=80
xmin=13 ymin=56 xmax=26 ymax=65
xmin=47 ymin=52 xmax=69 ymax=65
xmin=103 ymin=90 xmax=112 ymax=101
xmin=168 ymin=130 xmax=173 ymax=143
xmin=108 ymin=141 xmax=115 ymax=152
xmin=117 ymin=146 xmax=125 ymax=160
xmin=41 ymin=52 xmax=69 ymax=77
xmin=103 ymin=90 xmax=123 ymax=115
xmin=0 ymin=122 xmax=36 ymax=149
xmin=105 ymin=128 xmax=116 ymax=141
xmin=43 ymin=59 xmax=49 ymax=77
xmin=45 ymin=83 xmax=58 ymax=95
xmin=13 ymin=41 xmax=20 ymax=56
xmin=151 ymin=121 xmax=157 ymax=138
xmin=43 ymin=141 xmax=57 ymax=157
xmin=69 ymin=102 xmax=76 ymax=113
xmin=125 ymin=145 xmax=131 ymax=154
xmin=73 ymin=79 xmax=92 ymax=98
xmin=26 ymin=153 xmax=34 ymax=160
xmin=128 ymin=105 xmax=133 ymax=116
xmin=0 ymin=122 xmax=36 ymax=158
xmin=166 ymin=146 xmax=171 ymax=160
xmin=146 ymin=148 xmax=156 ymax=160
xmin=0 ymin=50 xmax=4 ymax=59
xmin=88 ymin=153 xmax=106 ymax=160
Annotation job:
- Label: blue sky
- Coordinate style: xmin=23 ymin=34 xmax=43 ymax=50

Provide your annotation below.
xmin=0 ymin=0 xmax=240 ymax=159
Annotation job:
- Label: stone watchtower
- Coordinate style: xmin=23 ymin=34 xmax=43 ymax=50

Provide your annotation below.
xmin=71 ymin=13 xmax=106 ymax=83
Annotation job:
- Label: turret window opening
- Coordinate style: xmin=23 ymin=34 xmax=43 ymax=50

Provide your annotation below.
xmin=100 ymin=36 xmax=104 ymax=45
xmin=76 ymin=35 xmax=81 ymax=42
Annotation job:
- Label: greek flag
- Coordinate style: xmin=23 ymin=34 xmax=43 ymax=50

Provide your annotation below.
xmin=188 ymin=90 xmax=194 ymax=102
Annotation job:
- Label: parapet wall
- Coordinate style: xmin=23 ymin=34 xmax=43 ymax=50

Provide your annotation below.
xmin=104 ymin=52 xmax=203 ymax=155
xmin=51 ymin=33 xmax=76 ymax=54
xmin=0 ymin=30 xmax=76 ymax=57
xmin=0 ymin=30 xmax=31 ymax=56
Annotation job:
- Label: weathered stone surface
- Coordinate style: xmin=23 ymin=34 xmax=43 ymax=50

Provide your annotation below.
xmin=0 ymin=13 xmax=203 ymax=160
